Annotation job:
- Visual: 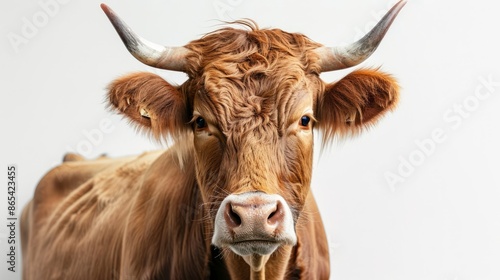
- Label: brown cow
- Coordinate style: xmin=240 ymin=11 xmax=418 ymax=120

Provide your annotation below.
xmin=21 ymin=1 xmax=406 ymax=279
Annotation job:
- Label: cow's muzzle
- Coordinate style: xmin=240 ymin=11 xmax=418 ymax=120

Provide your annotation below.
xmin=212 ymin=192 xmax=297 ymax=256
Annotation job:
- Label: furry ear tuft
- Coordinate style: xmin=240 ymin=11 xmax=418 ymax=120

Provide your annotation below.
xmin=316 ymin=68 xmax=400 ymax=142
xmin=107 ymin=72 xmax=189 ymax=140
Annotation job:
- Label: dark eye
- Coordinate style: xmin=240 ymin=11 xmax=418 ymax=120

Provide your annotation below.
xmin=300 ymin=116 xmax=311 ymax=127
xmin=195 ymin=117 xmax=207 ymax=129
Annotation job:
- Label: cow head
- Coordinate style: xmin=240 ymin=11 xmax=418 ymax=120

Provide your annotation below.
xmin=102 ymin=1 xmax=405 ymax=275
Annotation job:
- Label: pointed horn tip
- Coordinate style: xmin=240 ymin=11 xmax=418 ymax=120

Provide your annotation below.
xmin=100 ymin=3 xmax=110 ymax=13
xmin=394 ymin=0 xmax=408 ymax=11
xmin=100 ymin=3 xmax=119 ymax=21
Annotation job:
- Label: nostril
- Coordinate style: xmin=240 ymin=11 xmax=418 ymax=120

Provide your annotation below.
xmin=225 ymin=203 xmax=242 ymax=228
xmin=267 ymin=201 xmax=284 ymax=225
xmin=268 ymin=209 xmax=276 ymax=219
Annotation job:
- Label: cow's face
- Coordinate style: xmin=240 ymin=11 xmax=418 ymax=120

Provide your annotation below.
xmin=184 ymin=27 xmax=323 ymax=248
xmin=102 ymin=0 xmax=405 ymax=271
xmin=185 ymin=37 xmax=320 ymax=256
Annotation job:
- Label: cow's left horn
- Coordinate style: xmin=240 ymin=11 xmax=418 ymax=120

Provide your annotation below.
xmin=101 ymin=4 xmax=188 ymax=72
xmin=316 ymin=0 xmax=407 ymax=72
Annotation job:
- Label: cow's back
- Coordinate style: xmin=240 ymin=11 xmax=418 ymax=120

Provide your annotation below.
xmin=21 ymin=150 xmax=164 ymax=280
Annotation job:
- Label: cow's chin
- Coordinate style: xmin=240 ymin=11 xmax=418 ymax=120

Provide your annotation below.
xmin=229 ymin=240 xmax=281 ymax=256
xmin=211 ymin=191 xmax=297 ymax=268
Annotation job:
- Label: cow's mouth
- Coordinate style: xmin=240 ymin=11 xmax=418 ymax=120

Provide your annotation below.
xmin=212 ymin=192 xmax=298 ymax=260
xmin=230 ymin=239 xmax=281 ymax=256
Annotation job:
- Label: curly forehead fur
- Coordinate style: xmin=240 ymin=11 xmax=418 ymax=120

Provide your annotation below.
xmin=183 ymin=20 xmax=323 ymax=133
xmin=185 ymin=20 xmax=322 ymax=77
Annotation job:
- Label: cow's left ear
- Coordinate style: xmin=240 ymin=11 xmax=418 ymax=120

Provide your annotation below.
xmin=316 ymin=68 xmax=400 ymax=141
xmin=107 ymin=72 xmax=189 ymax=139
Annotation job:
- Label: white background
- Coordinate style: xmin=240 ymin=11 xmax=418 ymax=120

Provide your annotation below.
xmin=1 ymin=0 xmax=500 ymax=279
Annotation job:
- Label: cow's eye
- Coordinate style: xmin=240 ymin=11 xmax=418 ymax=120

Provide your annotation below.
xmin=195 ymin=117 xmax=207 ymax=129
xmin=300 ymin=116 xmax=311 ymax=127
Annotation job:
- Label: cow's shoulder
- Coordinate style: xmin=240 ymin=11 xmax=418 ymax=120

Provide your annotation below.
xmin=118 ymin=144 xmax=212 ymax=279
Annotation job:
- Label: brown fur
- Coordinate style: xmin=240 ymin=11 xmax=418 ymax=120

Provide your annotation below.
xmin=317 ymin=68 xmax=400 ymax=142
xmin=21 ymin=20 xmax=399 ymax=279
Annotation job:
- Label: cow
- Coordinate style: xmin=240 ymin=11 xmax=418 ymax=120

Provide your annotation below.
xmin=21 ymin=1 xmax=406 ymax=279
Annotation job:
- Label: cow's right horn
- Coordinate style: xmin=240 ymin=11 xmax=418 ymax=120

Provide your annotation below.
xmin=101 ymin=4 xmax=188 ymax=72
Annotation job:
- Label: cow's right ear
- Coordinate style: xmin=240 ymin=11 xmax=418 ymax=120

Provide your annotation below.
xmin=107 ymin=72 xmax=189 ymax=139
